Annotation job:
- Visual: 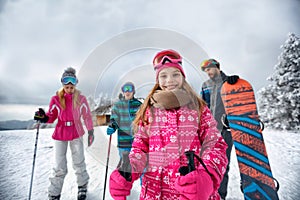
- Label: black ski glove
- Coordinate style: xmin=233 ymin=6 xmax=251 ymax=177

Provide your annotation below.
xmin=227 ymin=75 xmax=239 ymax=85
xmin=34 ymin=108 xmax=49 ymax=123
xmin=88 ymin=129 xmax=94 ymax=147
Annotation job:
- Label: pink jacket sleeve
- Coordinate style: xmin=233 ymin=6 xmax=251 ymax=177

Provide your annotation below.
xmin=46 ymin=96 xmax=59 ymax=123
xmin=129 ymin=120 xmax=149 ymax=179
xmin=198 ymin=106 xmax=228 ymax=191
xmin=80 ymin=96 xmax=94 ymax=131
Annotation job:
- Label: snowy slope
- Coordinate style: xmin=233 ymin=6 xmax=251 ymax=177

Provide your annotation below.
xmin=0 ymin=127 xmax=299 ymax=200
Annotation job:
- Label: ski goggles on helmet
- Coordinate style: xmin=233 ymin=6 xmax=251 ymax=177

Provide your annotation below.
xmin=153 ymin=50 xmax=182 ymax=70
xmin=61 ymin=76 xmax=78 ymax=85
xmin=153 ymin=49 xmax=185 ymax=79
xmin=122 ymin=85 xmax=134 ymax=93
xmin=200 ymin=59 xmax=219 ymax=71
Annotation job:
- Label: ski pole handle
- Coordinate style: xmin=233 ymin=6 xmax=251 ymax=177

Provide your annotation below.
xmin=109 ymin=121 xmax=118 ymax=130
xmin=179 ymin=151 xmax=196 ymax=176
xmin=185 ymin=151 xmax=195 ymax=173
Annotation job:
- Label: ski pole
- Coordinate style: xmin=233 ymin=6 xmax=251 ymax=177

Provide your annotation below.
xmin=28 ymin=122 xmax=40 ymax=200
xmin=103 ymin=134 xmax=112 ymax=200
xmin=185 ymin=151 xmax=195 ymax=173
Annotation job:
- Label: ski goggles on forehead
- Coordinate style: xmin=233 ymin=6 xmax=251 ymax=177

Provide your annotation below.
xmin=201 ymin=60 xmax=218 ymax=68
xmin=61 ymin=76 xmax=78 ymax=85
xmin=122 ymin=85 xmax=134 ymax=92
xmin=154 ymin=55 xmax=182 ymax=70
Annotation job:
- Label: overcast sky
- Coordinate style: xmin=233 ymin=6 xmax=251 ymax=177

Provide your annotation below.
xmin=0 ymin=0 xmax=300 ymax=120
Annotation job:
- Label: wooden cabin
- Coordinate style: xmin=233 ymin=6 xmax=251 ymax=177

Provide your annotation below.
xmin=92 ymin=105 xmax=112 ymax=126
xmin=96 ymin=114 xmax=111 ymax=126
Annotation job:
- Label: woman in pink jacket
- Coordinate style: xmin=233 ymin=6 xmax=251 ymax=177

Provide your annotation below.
xmin=109 ymin=50 xmax=228 ymax=200
xmin=34 ymin=67 xmax=94 ymax=200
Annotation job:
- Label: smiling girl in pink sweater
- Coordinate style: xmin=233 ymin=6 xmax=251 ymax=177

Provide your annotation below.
xmin=109 ymin=50 xmax=228 ymax=200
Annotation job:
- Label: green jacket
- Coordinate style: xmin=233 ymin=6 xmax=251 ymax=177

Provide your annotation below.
xmin=110 ymin=98 xmax=142 ymax=148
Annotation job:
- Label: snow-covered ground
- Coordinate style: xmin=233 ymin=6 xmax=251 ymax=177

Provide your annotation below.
xmin=0 ymin=126 xmax=299 ymax=200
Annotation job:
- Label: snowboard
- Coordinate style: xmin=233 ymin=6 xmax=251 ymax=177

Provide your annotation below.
xmin=221 ymin=78 xmax=279 ymax=200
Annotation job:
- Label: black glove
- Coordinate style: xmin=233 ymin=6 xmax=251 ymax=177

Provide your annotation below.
xmin=88 ymin=129 xmax=94 ymax=147
xmin=34 ymin=108 xmax=49 ymax=123
xmin=227 ymin=75 xmax=239 ymax=84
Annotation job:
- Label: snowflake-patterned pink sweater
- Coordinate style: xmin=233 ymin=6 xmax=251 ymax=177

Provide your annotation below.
xmin=129 ymin=105 xmax=228 ymax=200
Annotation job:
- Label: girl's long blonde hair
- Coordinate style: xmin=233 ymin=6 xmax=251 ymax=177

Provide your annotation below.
xmin=133 ymin=79 xmax=206 ymax=132
xmin=57 ymin=87 xmax=81 ymax=109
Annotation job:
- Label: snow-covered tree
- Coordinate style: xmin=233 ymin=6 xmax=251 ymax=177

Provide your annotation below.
xmin=258 ymin=33 xmax=300 ymax=131
xmin=258 ymin=84 xmax=280 ymax=128
xmin=87 ymin=95 xmax=97 ymax=111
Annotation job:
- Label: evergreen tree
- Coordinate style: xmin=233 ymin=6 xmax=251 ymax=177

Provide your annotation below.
xmin=258 ymin=33 xmax=300 ymax=131
xmin=258 ymin=85 xmax=279 ymax=128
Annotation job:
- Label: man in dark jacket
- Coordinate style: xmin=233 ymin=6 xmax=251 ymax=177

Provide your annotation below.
xmin=200 ymin=59 xmax=239 ymax=200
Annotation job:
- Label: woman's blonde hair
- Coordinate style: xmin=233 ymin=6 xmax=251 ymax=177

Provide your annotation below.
xmin=133 ymin=79 xmax=206 ymax=132
xmin=57 ymin=87 xmax=81 ymax=109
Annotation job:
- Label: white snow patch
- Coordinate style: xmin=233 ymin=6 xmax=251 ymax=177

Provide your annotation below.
xmin=0 ymin=127 xmax=299 ymax=199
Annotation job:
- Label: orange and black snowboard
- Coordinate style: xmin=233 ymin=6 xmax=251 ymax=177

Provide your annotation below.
xmin=221 ymin=78 xmax=279 ymax=200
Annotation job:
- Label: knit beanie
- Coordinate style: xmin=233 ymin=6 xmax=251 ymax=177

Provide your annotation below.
xmin=153 ymin=49 xmax=185 ymax=80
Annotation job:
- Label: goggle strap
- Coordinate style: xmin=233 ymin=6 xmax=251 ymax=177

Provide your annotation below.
xmin=158 ymin=56 xmax=182 ymax=67
xmin=162 ymin=57 xmax=171 ymax=65
xmin=155 ymin=55 xmax=182 ymax=65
